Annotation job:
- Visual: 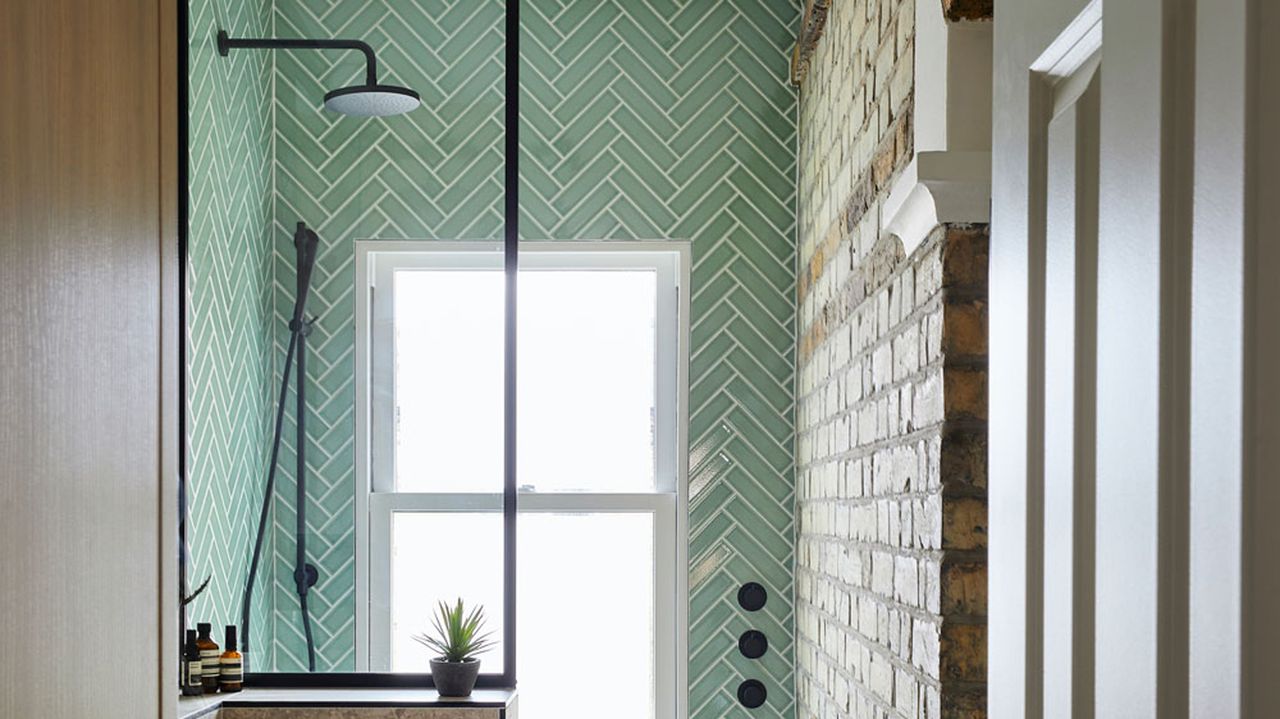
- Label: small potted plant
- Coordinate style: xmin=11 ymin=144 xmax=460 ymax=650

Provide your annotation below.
xmin=412 ymin=598 xmax=496 ymax=697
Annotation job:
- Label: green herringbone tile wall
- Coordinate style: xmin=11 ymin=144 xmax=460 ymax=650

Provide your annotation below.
xmin=260 ymin=1 xmax=797 ymax=716
xmin=524 ymin=5 xmax=800 ymax=714
xmin=185 ymin=0 xmax=275 ymax=643
xmin=264 ymin=0 xmax=506 ymax=673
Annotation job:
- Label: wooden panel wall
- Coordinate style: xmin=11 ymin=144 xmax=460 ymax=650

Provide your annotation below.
xmin=0 ymin=0 xmax=176 ymax=716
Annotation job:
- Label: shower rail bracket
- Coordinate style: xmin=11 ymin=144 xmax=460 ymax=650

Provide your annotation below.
xmin=294 ymin=563 xmax=319 ymax=595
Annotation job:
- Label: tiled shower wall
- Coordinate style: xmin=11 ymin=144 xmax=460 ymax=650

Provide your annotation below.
xmin=262 ymin=0 xmax=508 ymax=673
xmin=190 ymin=0 xmax=800 ymax=715
xmin=184 ymin=0 xmax=274 ymax=638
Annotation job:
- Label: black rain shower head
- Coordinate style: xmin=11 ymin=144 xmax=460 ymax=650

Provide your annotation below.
xmin=322 ymin=84 xmax=420 ymax=117
xmin=216 ymin=30 xmax=421 ymax=117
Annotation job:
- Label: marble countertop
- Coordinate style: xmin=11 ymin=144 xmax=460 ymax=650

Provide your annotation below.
xmin=178 ymin=692 xmax=223 ymax=719
xmin=179 ymin=688 xmax=517 ymax=719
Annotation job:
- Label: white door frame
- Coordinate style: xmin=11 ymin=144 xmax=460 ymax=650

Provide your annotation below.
xmin=991 ymin=0 xmax=1279 ymax=715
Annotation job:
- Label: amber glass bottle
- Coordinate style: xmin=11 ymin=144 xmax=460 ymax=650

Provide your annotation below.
xmin=181 ymin=629 xmax=203 ymax=696
xmin=195 ymin=623 xmax=220 ymax=693
xmin=219 ymin=625 xmax=243 ymax=693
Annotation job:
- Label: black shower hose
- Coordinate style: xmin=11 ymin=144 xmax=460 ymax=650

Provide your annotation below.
xmin=239 ymin=322 xmax=318 ymax=673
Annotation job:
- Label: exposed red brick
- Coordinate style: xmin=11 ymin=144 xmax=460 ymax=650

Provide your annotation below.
xmin=895 ymin=107 xmax=914 ymax=161
xmin=872 ymin=140 xmax=897 ymax=190
xmin=790 ymin=0 xmax=831 ymax=85
xmin=942 ymin=496 xmax=987 ymax=550
xmin=942 ymin=225 xmax=990 ymax=288
xmin=941 ymin=0 xmax=994 ymax=22
xmin=941 ymin=426 xmax=987 ymax=490
xmin=942 ymin=299 xmax=987 ymax=357
xmin=940 ymin=622 xmax=986 ymax=682
xmin=944 ymin=367 xmax=987 ymax=421
xmin=941 ymin=560 xmax=987 ymax=617
xmin=942 ymin=689 xmax=988 ymax=719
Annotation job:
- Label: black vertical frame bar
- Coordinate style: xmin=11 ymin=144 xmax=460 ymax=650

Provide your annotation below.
xmin=502 ymin=0 xmax=519 ymax=689
xmin=177 ymin=0 xmax=190 ymax=658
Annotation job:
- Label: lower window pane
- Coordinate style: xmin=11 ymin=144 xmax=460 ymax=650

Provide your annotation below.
xmin=391 ymin=513 xmax=504 ymax=674
xmin=389 ymin=510 xmax=657 ymax=719
xmin=518 ymin=512 xmax=655 ymax=719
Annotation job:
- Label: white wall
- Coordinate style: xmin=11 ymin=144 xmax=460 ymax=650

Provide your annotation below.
xmin=990 ymin=0 xmax=1280 ymax=716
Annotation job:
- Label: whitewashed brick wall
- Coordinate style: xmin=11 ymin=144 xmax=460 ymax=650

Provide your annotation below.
xmin=794 ymin=1 xmax=988 ymax=717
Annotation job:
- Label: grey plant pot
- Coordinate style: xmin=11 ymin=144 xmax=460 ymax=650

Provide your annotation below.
xmin=430 ymin=657 xmax=481 ymax=697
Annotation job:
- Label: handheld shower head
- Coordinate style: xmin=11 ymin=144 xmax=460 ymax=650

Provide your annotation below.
xmin=291 ymin=223 xmax=320 ymax=325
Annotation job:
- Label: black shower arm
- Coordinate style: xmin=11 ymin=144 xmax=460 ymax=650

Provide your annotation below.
xmin=217 ymin=30 xmax=378 ymax=86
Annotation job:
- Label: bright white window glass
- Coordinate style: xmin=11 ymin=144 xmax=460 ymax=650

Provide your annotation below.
xmin=366 ymin=246 xmax=679 ymax=711
xmin=393 ymin=270 xmax=504 ymax=493
xmin=390 ymin=512 xmax=504 ymax=673
xmin=389 ymin=509 xmax=656 ymax=718
xmin=392 ymin=268 xmax=658 ymax=493
xmin=518 ymin=270 xmax=657 ymax=492
xmin=517 ymin=512 xmax=655 ymax=719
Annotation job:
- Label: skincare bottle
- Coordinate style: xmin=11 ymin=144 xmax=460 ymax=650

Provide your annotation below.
xmin=196 ymin=623 xmax=221 ymax=693
xmin=218 ymin=625 xmax=243 ymax=693
xmin=181 ymin=629 xmax=203 ymax=696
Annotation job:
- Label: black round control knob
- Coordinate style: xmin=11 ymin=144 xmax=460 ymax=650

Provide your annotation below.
xmin=737 ymin=582 xmax=767 ymax=611
xmin=739 ymin=630 xmax=768 ymax=659
xmin=737 ymin=679 xmax=767 ymax=709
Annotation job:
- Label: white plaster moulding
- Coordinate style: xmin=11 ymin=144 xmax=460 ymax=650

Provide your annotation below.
xmin=880 ymin=0 xmax=994 ymax=257
xmin=881 ymin=150 xmax=991 ymax=255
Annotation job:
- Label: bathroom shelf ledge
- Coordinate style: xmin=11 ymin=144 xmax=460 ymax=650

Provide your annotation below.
xmin=179 ymin=688 xmax=517 ymax=719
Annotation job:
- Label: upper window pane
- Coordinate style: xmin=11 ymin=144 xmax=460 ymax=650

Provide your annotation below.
xmin=393 ymin=269 xmax=504 ymax=493
xmin=518 ymin=269 xmax=657 ymax=492
xmin=391 ymin=263 xmax=659 ymax=493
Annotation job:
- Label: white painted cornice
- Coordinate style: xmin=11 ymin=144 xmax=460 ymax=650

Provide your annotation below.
xmin=882 ymin=151 xmax=991 ymax=254
xmin=883 ymin=2 xmax=993 ymax=254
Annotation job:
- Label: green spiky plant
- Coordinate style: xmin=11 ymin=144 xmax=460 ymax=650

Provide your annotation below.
xmin=412 ymin=599 xmax=497 ymax=663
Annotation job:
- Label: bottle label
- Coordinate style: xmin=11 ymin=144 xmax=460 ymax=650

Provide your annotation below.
xmin=219 ymin=657 xmax=243 ymax=684
xmin=201 ymin=649 xmax=220 ymax=677
xmin=185 ymin=660 xmax=202 ymax=687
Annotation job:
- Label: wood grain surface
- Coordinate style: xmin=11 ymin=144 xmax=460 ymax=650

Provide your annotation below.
xmin=0 ymin=0 xmax=175 ymax=715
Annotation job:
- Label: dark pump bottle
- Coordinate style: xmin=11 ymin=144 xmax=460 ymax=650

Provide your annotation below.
xmin=196 ymin=623 xmax=221 ymax=693
xmin=219 ymin=625 xmax=243 ymax=693
xmin=181 ymin=629 xmax=203 ymax=696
